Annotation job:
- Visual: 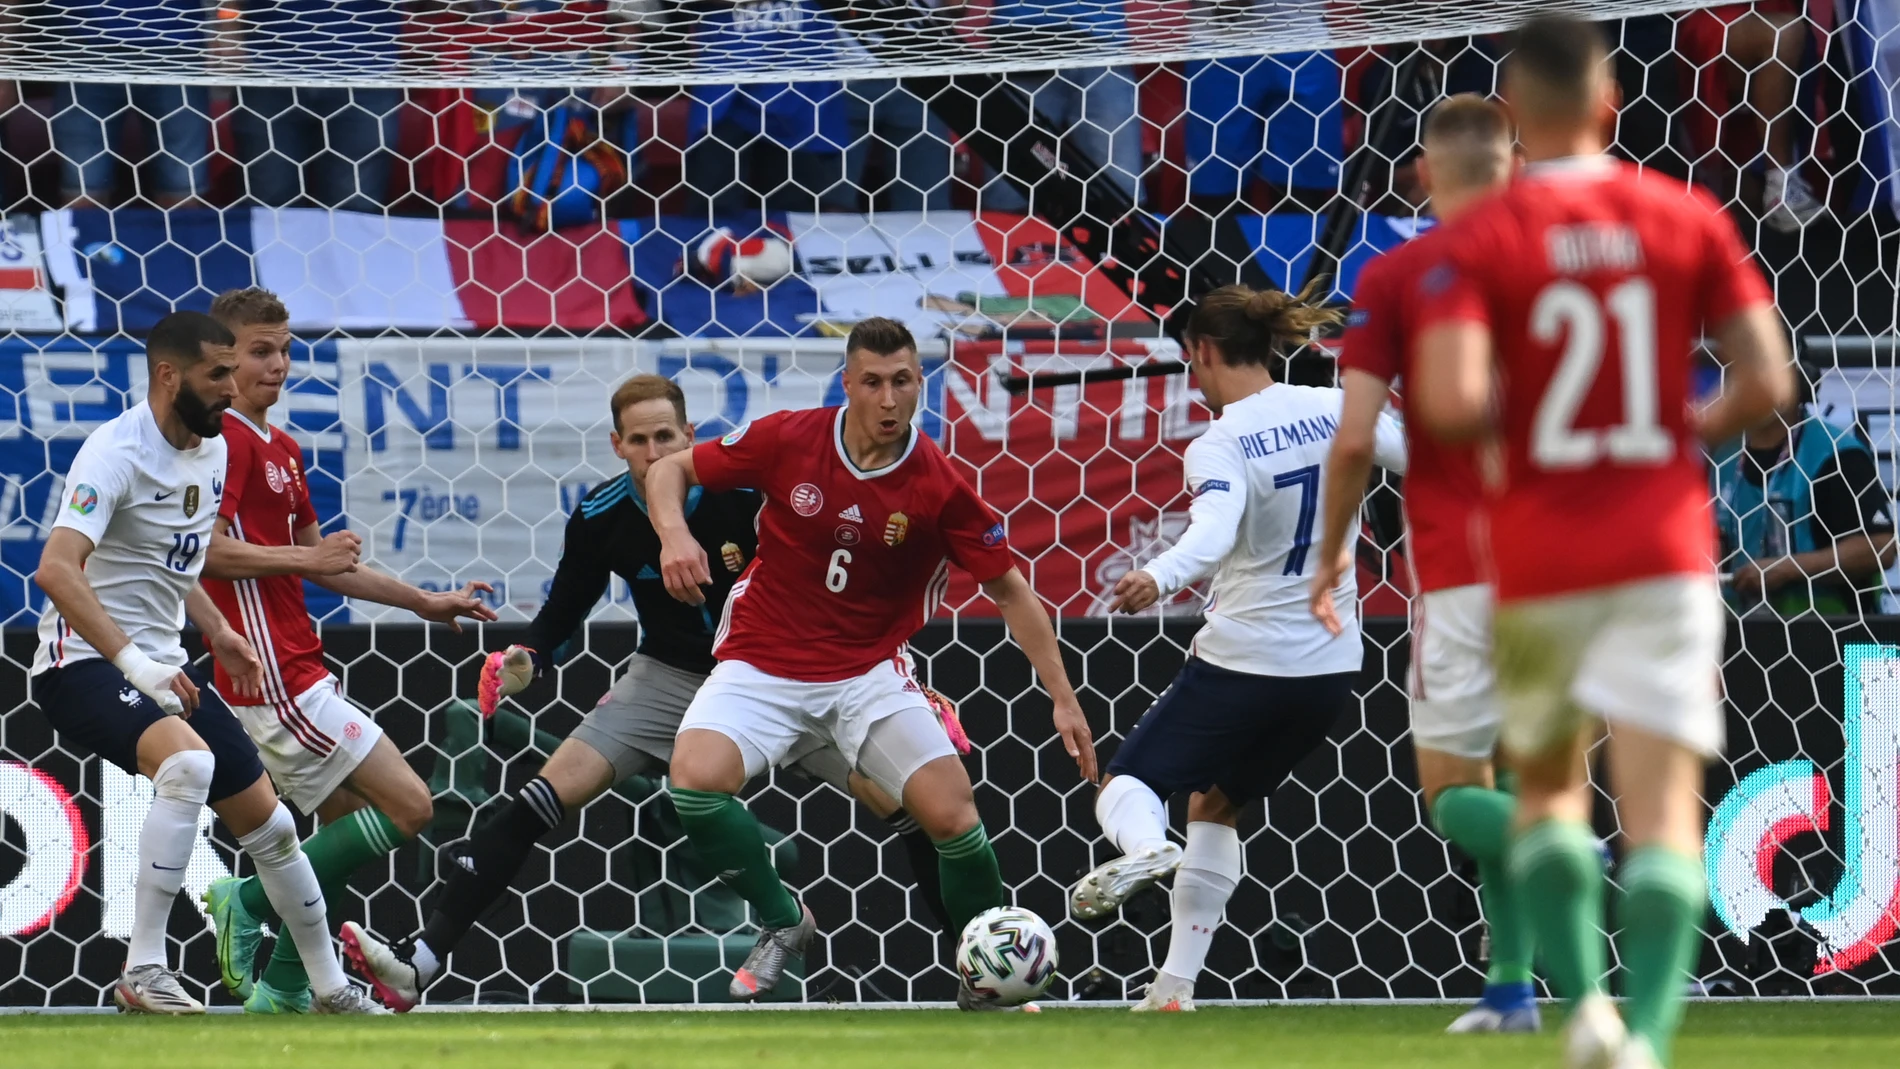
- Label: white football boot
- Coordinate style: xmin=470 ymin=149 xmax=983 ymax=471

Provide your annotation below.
xmin=1070 ymin=844 xmax=1184 ymax=922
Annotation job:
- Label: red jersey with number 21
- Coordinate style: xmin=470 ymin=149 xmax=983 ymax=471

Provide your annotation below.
xmin=1416 ymin=157 xmax=1773 ymax=602
xmin=692 ymin=407 xmax=1016 ymax=683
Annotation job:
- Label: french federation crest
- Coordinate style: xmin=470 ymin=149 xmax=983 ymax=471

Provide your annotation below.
xmin=884 ymin=511 xmax=909 ymax=547
xmin=183 ymin=485 xmax=200 ymax=518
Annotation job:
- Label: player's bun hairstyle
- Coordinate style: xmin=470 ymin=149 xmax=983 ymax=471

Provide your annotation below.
xmin=146 ymin=311 xmax=235 ymax=370
xmin=844 ymin=316 xmax=918 ymax=363
xmin=1506 ymin=14 xmax=1609 ymax=121
xmin=1184 ymin=282 xmax=1343 ymax=368
xmin=209 ymin=286 xmax=290 ymax=329
xmin=611 ymin=373 xmax=689 ymax=432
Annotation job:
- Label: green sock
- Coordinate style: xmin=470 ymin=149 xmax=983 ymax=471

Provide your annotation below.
xmin=1507 ymin=818 xmax=1607 ymax=1003
xmin=256 ymin=808 xmax=407 ymax=993
xmin=934 ymin=824 xmax=1005 ymax=931
xmin=1616 ymin=847 xmax=1706 ymax=1066
xmin=670 ymin=787 xmax=802 ymax=929
xmin=1432 ymin=786 xmax=1533 ymax=986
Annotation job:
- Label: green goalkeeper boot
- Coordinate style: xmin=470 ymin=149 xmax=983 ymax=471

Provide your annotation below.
xmin=244 ymin=979 xmax=313 ymax=1015
xmin=202 ymin=876 xmax=265 ymax=1000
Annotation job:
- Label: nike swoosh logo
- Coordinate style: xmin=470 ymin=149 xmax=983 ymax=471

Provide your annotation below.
xmin=303 ymin=897 xmax=321 ymax=908
xmin=151 ymin=863 xmax=184 ymax=871
xmin=154 ymin=491 xmax=176 ymax=501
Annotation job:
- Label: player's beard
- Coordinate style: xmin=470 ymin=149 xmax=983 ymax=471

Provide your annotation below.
xmin=175 ymin=383 xmax=229 ymax=438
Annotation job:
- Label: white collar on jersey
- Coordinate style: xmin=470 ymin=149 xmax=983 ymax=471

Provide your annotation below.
xmin=831 ymin=407 xmax=920 ymax=481
xmin=1522 ymin=154 xmax=1618 ymax=179
xmin=222 ymin=408 xmax=271 ymax=441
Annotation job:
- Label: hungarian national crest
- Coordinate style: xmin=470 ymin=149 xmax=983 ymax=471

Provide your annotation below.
xmin=183 ymin=485 xmax=200 ymax=518
xmin=884 ymin=511 xmax=909 ymax=547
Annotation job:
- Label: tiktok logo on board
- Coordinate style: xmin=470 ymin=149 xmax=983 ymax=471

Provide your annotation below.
xmin=1707 ymin=644 xmax=1900 ymax=973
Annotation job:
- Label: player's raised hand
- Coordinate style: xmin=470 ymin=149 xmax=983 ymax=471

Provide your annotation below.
xmin=479 ymin=645 xmax=537 ymax=718
xmin=1308 ymin=546 xmax=1353 ymax=637
xmin=660 ymin=533 xmax=712 ymax=606
xmin=305 ymin=530 xmax=363 ymax=576
xmin=415 ymin=581 xmax=499 ymax=633
xmin=1105 ymin=569 xmax=1160 ymax=615
xmin=1051 ymin=694 xmax=1098 ymax=783
xmin=207 ymin=628 xmax=264 ymax=702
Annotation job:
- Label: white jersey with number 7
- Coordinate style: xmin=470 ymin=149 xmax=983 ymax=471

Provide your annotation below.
xmin=1141 ymin=383 xmax=1406 ymax=678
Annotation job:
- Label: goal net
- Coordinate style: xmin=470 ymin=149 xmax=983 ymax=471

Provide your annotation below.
xmin=4 ymin=0 xmax=1900 ymax=1008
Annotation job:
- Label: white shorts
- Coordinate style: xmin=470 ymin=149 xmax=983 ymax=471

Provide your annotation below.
xmin=1493 ymin=575 xmax=1725 ymax=759
xmin=677 ymin=652 xmax=957 ymax=801
xmin=1409 ymin=583 xmax=1501 ymax=761
xmin=229 ymin=675 xmax=383 ymax=813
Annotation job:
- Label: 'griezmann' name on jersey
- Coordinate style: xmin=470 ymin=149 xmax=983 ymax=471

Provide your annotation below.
xmin=1141 ymin=384 xmax=1405 ymax=678
xmin=33 ymin=402 xmax=227 ymax=673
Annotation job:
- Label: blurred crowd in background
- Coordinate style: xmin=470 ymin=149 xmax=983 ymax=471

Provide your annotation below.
xmin=0 ymin=0 xmax=1889 ymax=235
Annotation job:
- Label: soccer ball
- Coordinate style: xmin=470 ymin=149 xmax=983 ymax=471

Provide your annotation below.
xmin=691 ymin=227 xmax=795 ymax=294
xmin=956 ymin=906 xmax=1059 ymax=1006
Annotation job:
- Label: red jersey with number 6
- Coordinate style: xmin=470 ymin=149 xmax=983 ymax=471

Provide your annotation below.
xmin=692 ymin=406 xmax=1016 ymax=682
xmin=1415 ymin=156 xmax=1773 ymax=602
xmin=200 ymin=411 xmax=331 ymax=705
xmin=1338 ymin=225 xmax=1486 ymax=594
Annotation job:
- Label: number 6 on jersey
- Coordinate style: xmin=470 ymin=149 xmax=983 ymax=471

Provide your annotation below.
xmin=826 ymin=548 xmax=851 ymax=592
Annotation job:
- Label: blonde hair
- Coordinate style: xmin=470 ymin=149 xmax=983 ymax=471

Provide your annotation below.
xmin=1422 ymin=94 xmax=1514 ymax=189
xmin=1184 ymin=281 xmax=1344 ymax=367
xmin=610 ymin=374 xmax=688 ymax=432
xmin=209 ymin=287 xmax=289 ymax=329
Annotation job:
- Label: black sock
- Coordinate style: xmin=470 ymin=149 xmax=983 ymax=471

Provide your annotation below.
xmin=887 ymin=809 xmax=953 ymax=932
xmin=420 ymin=776 xmax=566 ymax=958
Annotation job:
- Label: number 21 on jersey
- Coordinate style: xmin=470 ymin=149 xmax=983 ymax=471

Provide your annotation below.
xmin=1530 ymin=277 xmax=1671 ymax=470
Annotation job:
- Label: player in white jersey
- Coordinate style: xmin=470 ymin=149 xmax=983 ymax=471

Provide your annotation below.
xmin=28 ymin=312 xmax=383 ymax=1016
xmin=1072 ymin=284 xmax=1405 ymax=1012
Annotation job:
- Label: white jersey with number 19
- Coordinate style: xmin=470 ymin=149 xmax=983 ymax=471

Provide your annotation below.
xmin=32 ymin=402 xmax=227 ymax=674
xmin=1142 ymin=383 xmax=1406 ymax=678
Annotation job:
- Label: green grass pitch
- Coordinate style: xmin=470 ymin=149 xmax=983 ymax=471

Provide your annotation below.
xmin=2 ymin=1003 xmax=1897 ymax=1069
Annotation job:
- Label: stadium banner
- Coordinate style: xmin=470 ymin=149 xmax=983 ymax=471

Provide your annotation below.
xmin=0 ymin=334 xmax=1218 ymax=623
xmin=14 ymin=207 xmax=1415 ymax=338
xmin=4 ymin=618 xmax=1897 ymax=1006
xmin=333 ymin=335 xmax=1204 ymax=622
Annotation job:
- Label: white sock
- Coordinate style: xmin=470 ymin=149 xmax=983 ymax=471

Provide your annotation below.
xmin=1159 ymin=821 xmax=1241 ymax=985
xmin=238 ymin=802 xmax=348 ymax=996
xmin=411 ymin=939 xmax=441 ymax=985
xmin=127 ymin=750 xmax=214 ymax=969
xmin=1095 ymin=775 xmax=1170 ymax=856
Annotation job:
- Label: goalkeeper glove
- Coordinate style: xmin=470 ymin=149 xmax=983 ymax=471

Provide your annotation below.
xmin=478 ymin=645 xmax=537 ymax=719
xmin=924 ymin=687 xmax=971 ymax=755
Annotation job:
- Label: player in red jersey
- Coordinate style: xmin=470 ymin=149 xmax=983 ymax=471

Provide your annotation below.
xmin=1310 ymin=94 xmax=1533 ymax=1036
xmin=1408 ymin=19 xmax=1793 ymax=1069
xmin=196 ymin=288 xmax=497 ymax=1013
xmin=648 ymin=317 xmax=1095 ymax=1008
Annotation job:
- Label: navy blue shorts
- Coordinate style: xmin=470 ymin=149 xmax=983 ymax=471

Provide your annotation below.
xmin=31 ymin=658 xmax=265 ymax=804
xmin=1106 ymin=657 xmax=1355 ymax=805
